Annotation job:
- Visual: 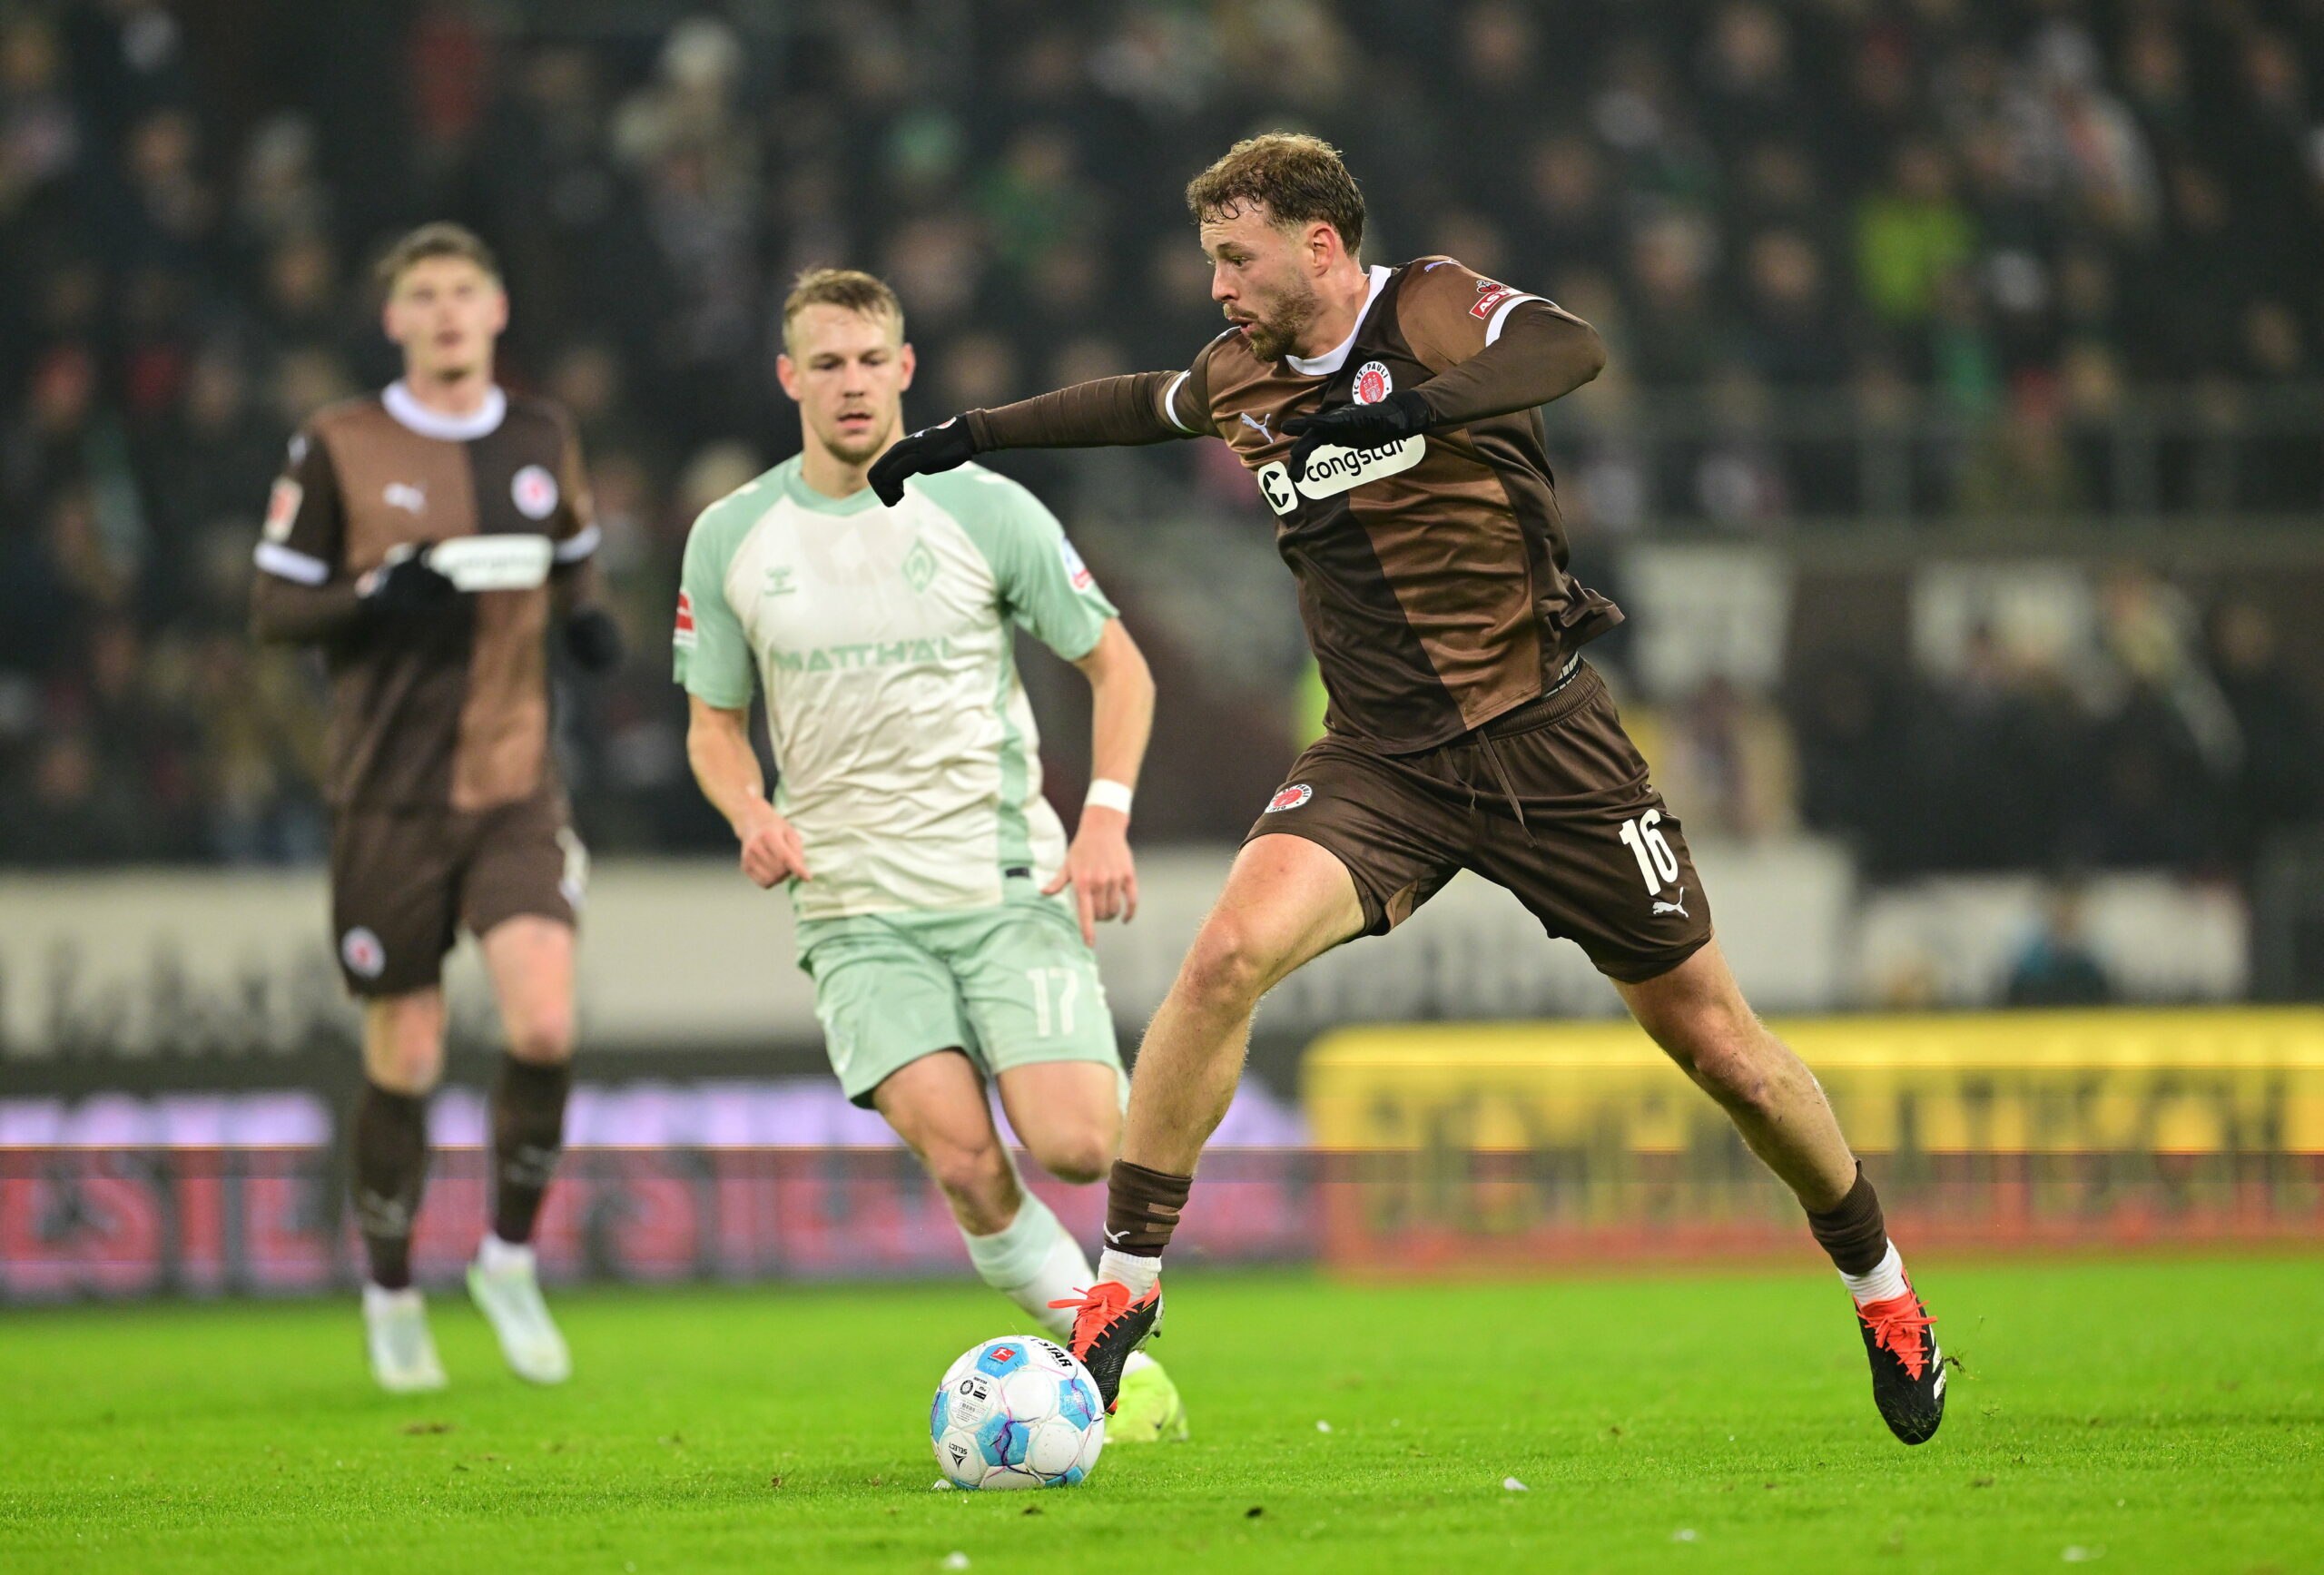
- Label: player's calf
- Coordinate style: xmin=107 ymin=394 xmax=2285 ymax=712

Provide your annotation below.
xmin=1620 ymin=947 xmax=1944 ymax=1444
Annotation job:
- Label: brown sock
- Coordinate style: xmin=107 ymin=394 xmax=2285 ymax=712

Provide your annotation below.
xmin=352 ymin=1083 xmax=428 ymax=1289
xmin=490 ymin=1056 xmax=571 ymax=1245
xmin=1804 ymin=1163 xmax=1888 ymax=1276
xmin=1103 ymin=1160 xmax=1191 ymax=1258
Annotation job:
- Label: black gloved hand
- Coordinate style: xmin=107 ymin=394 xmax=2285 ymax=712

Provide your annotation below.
xmin=563 ymin=605 xmax=626 ymax=673
xmin=868 ymin=415 xmax=979 ymax=507
xmin=1283 ymin=389 xmax=1435 ymax=483
xmin=359 ymin=547 xmax=459 ymax=615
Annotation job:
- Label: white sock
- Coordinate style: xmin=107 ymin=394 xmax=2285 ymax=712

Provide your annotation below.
xmin=363 ymin=1283 xmax=422 ymax=1314
xmin=1840 ymin=1241 xmax=1910 ymax=1306
xmin=1097 ymin=1246 xmax=1162 ymax=1300
xmin=962 ymin=1192 xmax=1093 ymax=1341
xmin=476 ymin=1234 xmax=535 ymax=1275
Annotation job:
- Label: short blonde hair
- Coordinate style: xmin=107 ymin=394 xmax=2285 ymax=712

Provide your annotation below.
xmin=376 ymin=221 xmax=500 ymax=290
xmin=781 ymin=267 xmax=904 ymax=353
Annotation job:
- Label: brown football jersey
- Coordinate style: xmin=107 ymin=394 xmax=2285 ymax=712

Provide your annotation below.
xmin=1163 ymin=258 xmax=1620 ymax=752
xmin=253 ymin=382 xmax=597 ymax=811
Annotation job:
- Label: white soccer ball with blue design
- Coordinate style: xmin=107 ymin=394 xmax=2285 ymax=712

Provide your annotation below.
xmin=930 ymin=1335 xmax=1107 ymax=1490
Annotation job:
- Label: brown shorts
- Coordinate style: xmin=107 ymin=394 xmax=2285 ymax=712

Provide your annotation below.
xmin=329 ymin=787 xmax=584 ymax=996
xmin=1246 ymin=662 xmax=1712 ymax=985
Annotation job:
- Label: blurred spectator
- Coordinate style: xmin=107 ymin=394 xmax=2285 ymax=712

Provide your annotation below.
xmin=2210 ymin=603 xmax=2320 ymax=865
xmin=1856 ymin=140 xmax=1975 ymax=329
xmin=2003 ymin=881 xmax=2115 ymax=1007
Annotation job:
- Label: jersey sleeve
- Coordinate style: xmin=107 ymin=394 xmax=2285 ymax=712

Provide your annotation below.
xmin=672 ymin=511 xmax=756 ymax=708
xmin=548 ymin=409 xmax=601 ymax=570
xmin=1158 ymin=335 xmax=1225 ymax=438
xmin=979 ymin=478 xmax=1118 ymax=662
xmin=251 ymin=427 xmax=345 ymax=586
xmin=1393 ymin=256 xmax=1565 ymax=374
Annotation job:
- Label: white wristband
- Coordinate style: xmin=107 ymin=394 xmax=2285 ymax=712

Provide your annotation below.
xmin=1084 ymin=778 xmax=1135 ymax=817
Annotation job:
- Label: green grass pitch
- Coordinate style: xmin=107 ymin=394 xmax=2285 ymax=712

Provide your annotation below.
xmin=5 ymin=1257 xmax=2319 ymax=1574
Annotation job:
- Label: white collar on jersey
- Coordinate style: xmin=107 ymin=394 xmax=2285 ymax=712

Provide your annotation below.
xmin=382 ymin=379 xmax=508 ymax=440
xmin=1285 ymin=265 xmax=1394 ymax=378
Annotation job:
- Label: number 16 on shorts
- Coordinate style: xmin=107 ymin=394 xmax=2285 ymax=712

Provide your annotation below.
xmin=1618 ymin=809 xmax=1682 ymax=894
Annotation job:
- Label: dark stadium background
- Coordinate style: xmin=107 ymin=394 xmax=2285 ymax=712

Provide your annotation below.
xmin=3 ymin=0 xmax=2323 ymax=1297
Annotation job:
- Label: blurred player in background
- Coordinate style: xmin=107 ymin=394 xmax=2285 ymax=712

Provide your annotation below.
xmin=675 ymin=269 xmax=1186 ymax=1441
xmin=250 ymin=223 xmax=625 ymax=1393
xmin=873 ymin=135 xmax=1946 ymax=1446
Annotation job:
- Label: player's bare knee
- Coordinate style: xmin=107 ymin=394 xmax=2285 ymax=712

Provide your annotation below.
xmin=1177 ymin=917 xmax=1279 ymax=1012
xmin=506 ymin=1009 xmax=575 ymax=1066
xmin=363 ymin=997 xmax=445 ymax=1093
xmin=1029 ymin=1128 xmax=1114 ymax=1186
xmin=369 ymin=1035 xmax=443 ymax=1095
xmin=922 ymin=1136 xmax=1012 ymax=1208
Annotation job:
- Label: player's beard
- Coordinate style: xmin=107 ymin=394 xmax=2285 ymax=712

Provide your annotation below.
xmin=822 ymin=407 xmax=896 ymax=468
xmin=1239 ymin=275 xmax=1324 ymax=363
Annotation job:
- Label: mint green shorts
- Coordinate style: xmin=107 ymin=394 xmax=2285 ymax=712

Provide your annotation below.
xmin=795 ymin=897 xmax=1123 ymax=1107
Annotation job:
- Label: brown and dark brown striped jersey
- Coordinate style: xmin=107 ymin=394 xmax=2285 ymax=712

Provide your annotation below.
xmin=1161 ymin=258 xmax=1619 ymax=752
xmin=252 ymin=381 xmax=598 ymax=811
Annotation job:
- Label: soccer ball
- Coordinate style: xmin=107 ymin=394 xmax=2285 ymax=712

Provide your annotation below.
xmin=930 ymin=1335 xmax=1107 ymax=1490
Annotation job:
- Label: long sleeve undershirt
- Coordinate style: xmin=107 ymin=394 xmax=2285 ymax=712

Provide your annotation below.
xmin=960 ymin=301 xmax=1602 ymax=453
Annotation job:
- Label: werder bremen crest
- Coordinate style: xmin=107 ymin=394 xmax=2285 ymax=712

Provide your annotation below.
xmin=901 ymin=538 xmax=938 ymax=592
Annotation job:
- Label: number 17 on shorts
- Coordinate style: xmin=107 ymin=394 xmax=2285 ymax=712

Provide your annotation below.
xmin=1025 ymin=965 xmax=1085 ymax=1039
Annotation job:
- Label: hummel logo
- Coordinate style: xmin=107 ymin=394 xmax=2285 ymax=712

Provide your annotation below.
xmin=1238 ymin=411 xmax=1273 ymax=441
xmin=1651 ymin=886 xmax=1689 ymax=918
xmin=383 ymin=482 xmax=426 ymax=514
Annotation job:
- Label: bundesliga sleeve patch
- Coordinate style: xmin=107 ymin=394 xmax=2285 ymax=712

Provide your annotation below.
xmin=262 ymin=477 xmax=303 ymax=542
xmin=673 ymin=589 xmax=698 ymax=648
xmin=1059 ymin=537 xmax=1097 ymax=593
xmin=1472 ymin=280 xmax=1520 ymax=319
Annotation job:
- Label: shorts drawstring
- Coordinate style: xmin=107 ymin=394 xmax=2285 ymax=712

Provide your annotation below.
xmin=1475 ymin=731 xmax=1536 ymax=844
xmin=1442 ymin=655 xmax=1581 ymax=845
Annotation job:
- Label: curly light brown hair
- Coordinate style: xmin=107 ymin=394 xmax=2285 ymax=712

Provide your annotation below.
xmin=1185 ymin=133 xmax=1366 ymax=255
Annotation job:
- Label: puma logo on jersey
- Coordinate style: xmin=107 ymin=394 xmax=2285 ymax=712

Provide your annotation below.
xmin=383 ymin=482 xmax=427 ymax=514
xmin=1239 ymin=411 xmax=1273 ymax=441
xmin=1652 ymin=887 xmax=1689 ymax=918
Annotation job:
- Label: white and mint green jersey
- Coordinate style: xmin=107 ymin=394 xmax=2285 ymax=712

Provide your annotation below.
xmin=674 ymin=456 xmax=1117 ymax=920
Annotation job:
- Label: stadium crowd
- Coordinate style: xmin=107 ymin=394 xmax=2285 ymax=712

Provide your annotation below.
xmin=0 ymin=0 xmax=2318 ymax=876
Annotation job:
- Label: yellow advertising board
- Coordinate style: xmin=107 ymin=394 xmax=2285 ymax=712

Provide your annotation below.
xmin=1306 ymin=1008 xmax=2324 ymax=1157
xmin=1300 ymin=1009 xmax=2324 ymax=1271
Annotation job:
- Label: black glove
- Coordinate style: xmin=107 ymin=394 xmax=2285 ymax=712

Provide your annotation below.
xmin=1283 ymin=389 xmax=1435 ymax=483
xmin=563 ymin=605 xmax=626 ymax=673
xmin=359 ymin=547 xmax=458 ymax=615
xmin=868 ymin=415 xmax=979 ymax=507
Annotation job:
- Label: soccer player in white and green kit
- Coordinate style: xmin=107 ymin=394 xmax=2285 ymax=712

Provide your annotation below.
xmin=675 ymin=269 xmax=1186 ymax=1440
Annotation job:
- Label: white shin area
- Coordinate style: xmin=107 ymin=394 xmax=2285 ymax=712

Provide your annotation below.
xmin=962 ymin=1189 xmax=1093 ymax=1341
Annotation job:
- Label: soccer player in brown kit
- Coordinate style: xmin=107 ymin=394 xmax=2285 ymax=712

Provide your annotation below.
xmin=251 ymin=223 xmax=624 ymax=1393
xmin=871 ymin=135 xmax=1945 ymax=1445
